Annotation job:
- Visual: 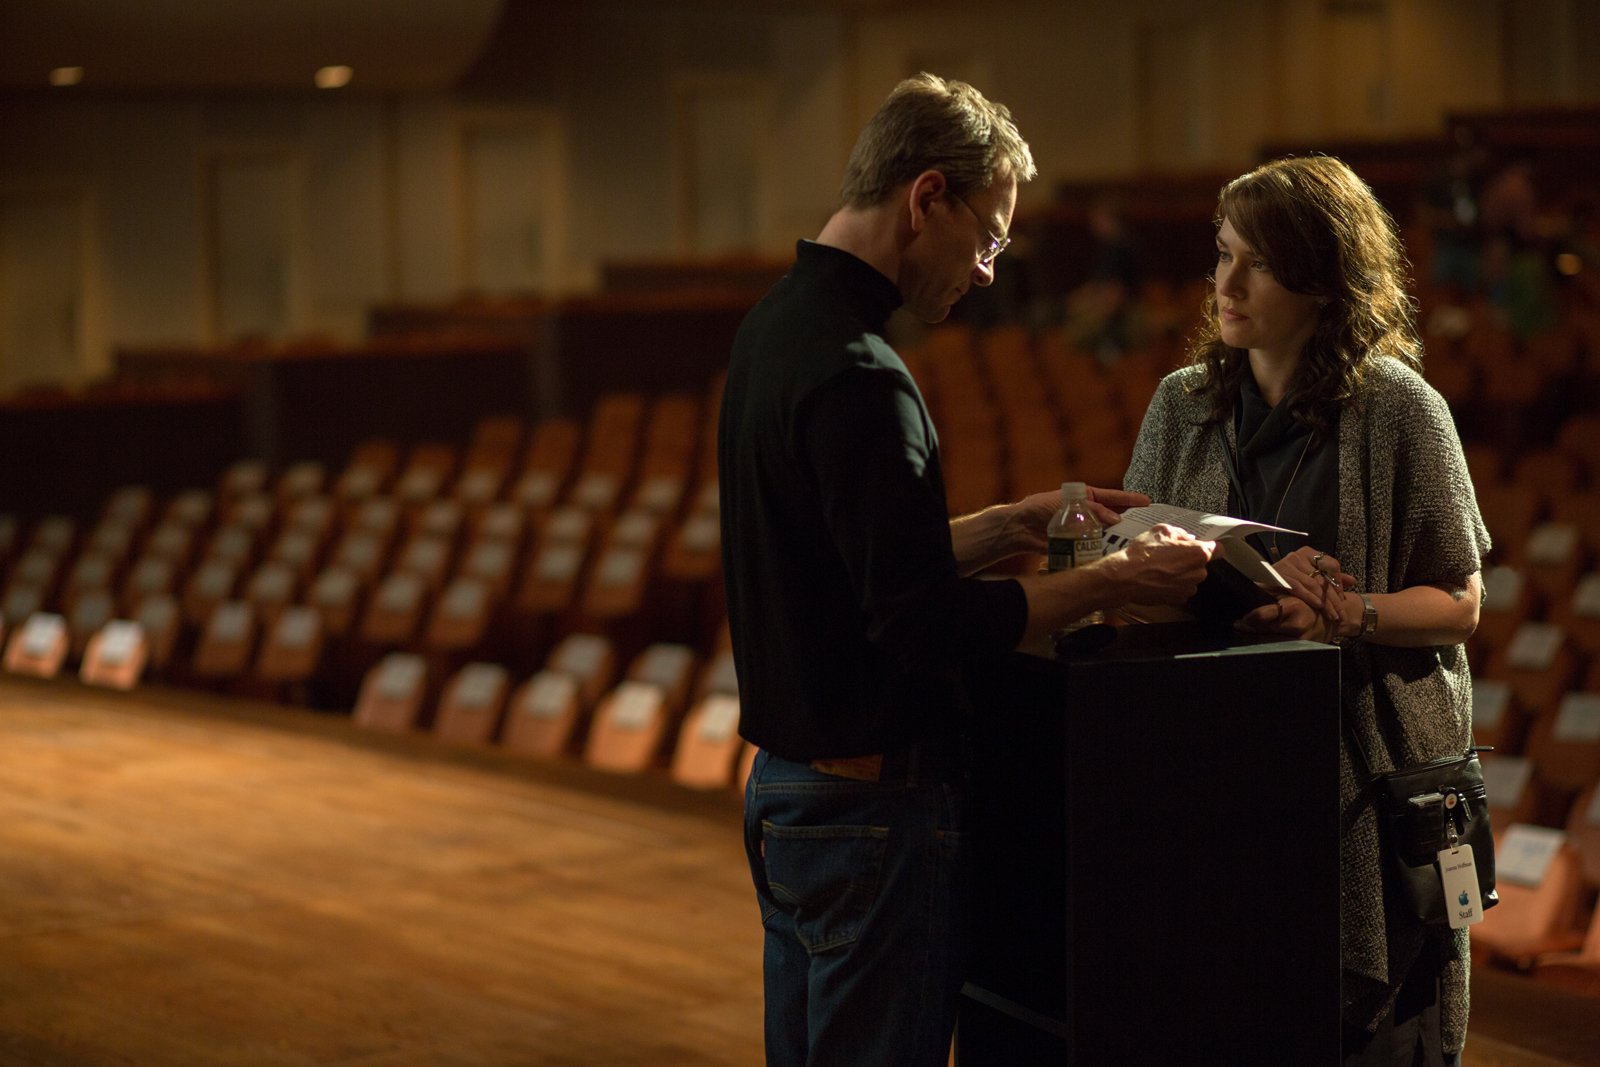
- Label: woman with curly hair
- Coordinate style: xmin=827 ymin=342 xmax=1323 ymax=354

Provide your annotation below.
xmin=1124 ymin=155 xmax=1490 ymax=1065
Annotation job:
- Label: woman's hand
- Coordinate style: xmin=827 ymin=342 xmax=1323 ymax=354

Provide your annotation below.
xmin=1236 ymin=594 xmax=1339 ymax=642
xmin=1272 ymin=545 xmax=1355 ymax=625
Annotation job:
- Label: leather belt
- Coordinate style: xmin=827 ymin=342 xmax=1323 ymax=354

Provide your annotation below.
xmin=807 ymin=754 xmax=886 ymax=781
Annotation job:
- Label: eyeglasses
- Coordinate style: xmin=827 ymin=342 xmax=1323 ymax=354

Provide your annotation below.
xmin=952 ymin=193 xmax=1011 ymax=267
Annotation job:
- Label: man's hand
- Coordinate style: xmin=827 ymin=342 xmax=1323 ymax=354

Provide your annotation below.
xmin=1006 ymin=485 xmax=1152 ymax=555
xmin=1085 ymin=486 xmax=1150 ymax=528
xmin=1100 ymin=524 xmax=1215 ymax=606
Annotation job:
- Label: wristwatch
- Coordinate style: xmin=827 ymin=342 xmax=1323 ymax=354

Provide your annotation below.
xmin=1356 ymin=592 xmax=1378 ymax=639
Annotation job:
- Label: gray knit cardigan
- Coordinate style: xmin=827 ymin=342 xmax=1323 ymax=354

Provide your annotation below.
xmin=1124 ymin=355 xmax=1491 ymax=1051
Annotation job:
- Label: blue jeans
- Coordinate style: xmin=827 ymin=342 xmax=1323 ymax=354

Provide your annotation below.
xmin=743 ymin=748 xmax=969 ymax=1067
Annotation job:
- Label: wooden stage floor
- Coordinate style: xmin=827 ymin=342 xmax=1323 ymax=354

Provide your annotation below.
xmin=0 ymin=677 xmax=1593 ymax=1066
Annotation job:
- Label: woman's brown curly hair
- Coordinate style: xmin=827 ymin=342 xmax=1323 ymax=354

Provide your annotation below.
xmin=1184 ymin=155 xmax=1421 ymax=442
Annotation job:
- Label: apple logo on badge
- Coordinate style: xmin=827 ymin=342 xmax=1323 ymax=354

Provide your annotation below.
xmin=1458 ymin=890 xmax=1470 ymax=906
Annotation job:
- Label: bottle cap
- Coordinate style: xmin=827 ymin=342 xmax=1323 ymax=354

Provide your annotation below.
xmin=1061 ymin=481 xmax=1087 ymax=501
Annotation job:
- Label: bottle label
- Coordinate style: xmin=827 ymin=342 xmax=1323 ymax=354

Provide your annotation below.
xmin=1048 ymin=534 xmax=1103 ymax=572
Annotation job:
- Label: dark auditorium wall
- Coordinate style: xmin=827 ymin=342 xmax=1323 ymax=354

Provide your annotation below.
xmin=0 ymin=0 xmax=1597 ymax=394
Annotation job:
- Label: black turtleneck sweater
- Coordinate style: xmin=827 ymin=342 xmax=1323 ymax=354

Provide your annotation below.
xmin=718 ymin=241 xmax=1028 ymax=760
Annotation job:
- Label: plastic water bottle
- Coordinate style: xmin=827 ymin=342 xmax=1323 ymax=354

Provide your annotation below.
xmin=1046 ymin=481 xmax=1105 ymax=630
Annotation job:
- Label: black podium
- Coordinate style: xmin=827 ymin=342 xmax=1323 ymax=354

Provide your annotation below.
xmin=958 ymin=623 xmax=1343 ymax=1065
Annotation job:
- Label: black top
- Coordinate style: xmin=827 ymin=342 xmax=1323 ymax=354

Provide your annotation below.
xmin=718 ymin=240 xmax=1029 ymax=760
xmin=1227 ymin=375 xmax=1340 ymax=561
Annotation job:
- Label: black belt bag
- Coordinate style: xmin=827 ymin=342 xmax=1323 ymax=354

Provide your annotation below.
xmin=1368 ymin=747 xmax=1499 ymax=927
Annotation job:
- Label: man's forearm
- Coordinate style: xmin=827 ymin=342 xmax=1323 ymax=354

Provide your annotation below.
xmin=949 ymin=503 xmax=1028 ymax=576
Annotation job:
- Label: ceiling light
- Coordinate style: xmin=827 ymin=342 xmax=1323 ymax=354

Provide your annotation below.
xmin=315 ymin=66 xmax=353 ymax=90
xmin=49 ymin=67 xmax=84 ymax=87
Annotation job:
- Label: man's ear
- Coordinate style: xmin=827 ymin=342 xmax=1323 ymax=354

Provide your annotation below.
xmin=907 ymin=170 xmax=947 ymax=234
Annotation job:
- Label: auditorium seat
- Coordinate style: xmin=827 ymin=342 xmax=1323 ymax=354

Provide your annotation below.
xmin=28 ymin=515 xmax=78 ymax=559
xmin=4 ymin=612 xmax=68 ymax=678
xmin=1 ymin=580 xmax=46 ymax=629
xmin=433 ymin=662 xmax=511 ymax=745
xmin=330 ymin=528 xmax=392 ymax=586
xmin=62 ymin=551 xmax=118 ymax=614
xmin=131 ymin=594 xmax=181 ymax=677
xmin=203 ymin=521 xmax=261 ymax=573
xmin=627 ymin=642 xmax=697 ymax=717
xmin=670 ymin=693 xmax=742 ymax=790
xmin=422 ymin=576 xmax=495 ymax=655
xmin=1551 ymin=573 xmax=1600 ymax=668
xmin=1512 ymin=448 xmax=1586 ymax=507
xmin=394 ymin=443 xmax=460 ymax=505
xmin=85 ymin=516 xmax=139 ymax=569
xmin=120 ymin=555 xmax=178 ymax=618
xmin=80 ymin=618 xmax=149 ymax=690
xmin=500 ymin=670 xmax=583 ymax=759
xmin=514 ymin=507 xmax=597 ymax=620
xmin=306 ymin=565 xmax=365 ymax=640
xmin=1477 ymin=482 xmax=1543 ymax=568
xmin=577 ymin=509 xmax=662 ymax=635
xmin=353 ymin=652 xmax=430 ymax=732
xmin=509 ymin=418 xmax=581 ymax=512
xmin=358 ymin=572 xmax=429 ymax=648
xmin=219 ymin=459 xmax=270 ymax=501
xmin=583 ymin=681 xmax=671 ymax=773
xmin=334 ymin=439 xmax=400 ymax=502
xmin=453 ymin=460 xmax=509 ymax=511
xmin=161 ymin=488 xmax=215 ymax=531
xmin=1486 ymin=623 xmax=1581 ymax=721
xmin=275 ymin=461 xmax=326 ymax=504
xmin=1473 ymin=829 xmax=1586 ymax=968
xmin=100 ymin=485 xmax=155 ymax=532
xmin=65 ymin=589 xmax=116 ymax=662
xmin=254 ymin=604 xmax=325 ymax=688
xmin=139 ymin=520 xmax=198 ymax=572
xmin=191 ymin=600 xmax=258 ymax=681
xmin=243 ymin=561 xmax=300 ymax=627
xmin=1472 ymin=679 xmax=1525 ymax=754
xmin=266 ymin=526 xmax=325 ymax=582
xmin=409 ymin=498 xmax=465 ymax=548
xmin=1481 ymin=754 xmax=1545 ymax=828
xmin=1564 ymin=782 xmax=1600 ymax=889
xmin=456 ymin=535 xmax=520 ymax=603
xmin=1531 ymin=907 xmax=1600 ymax=996
xmin=1522 ymin=521 xmax=1586 ymax=609
xmin=7 ymin=547 xmax=62 ymax=608
xmin=347 ymin=496 xmax=402 ymax=549
xmin=182 ymin=558 xmax=241 ymax=628
xmin=393 ymin=534 xmax=456 ymax=592
xmin=545 ymin=632 xmax=617 ymax=712
xmin=1524 ymin=692 xmax=1600 ymax=793
xmin=468 ymin=502 xmax=527 ymax=551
